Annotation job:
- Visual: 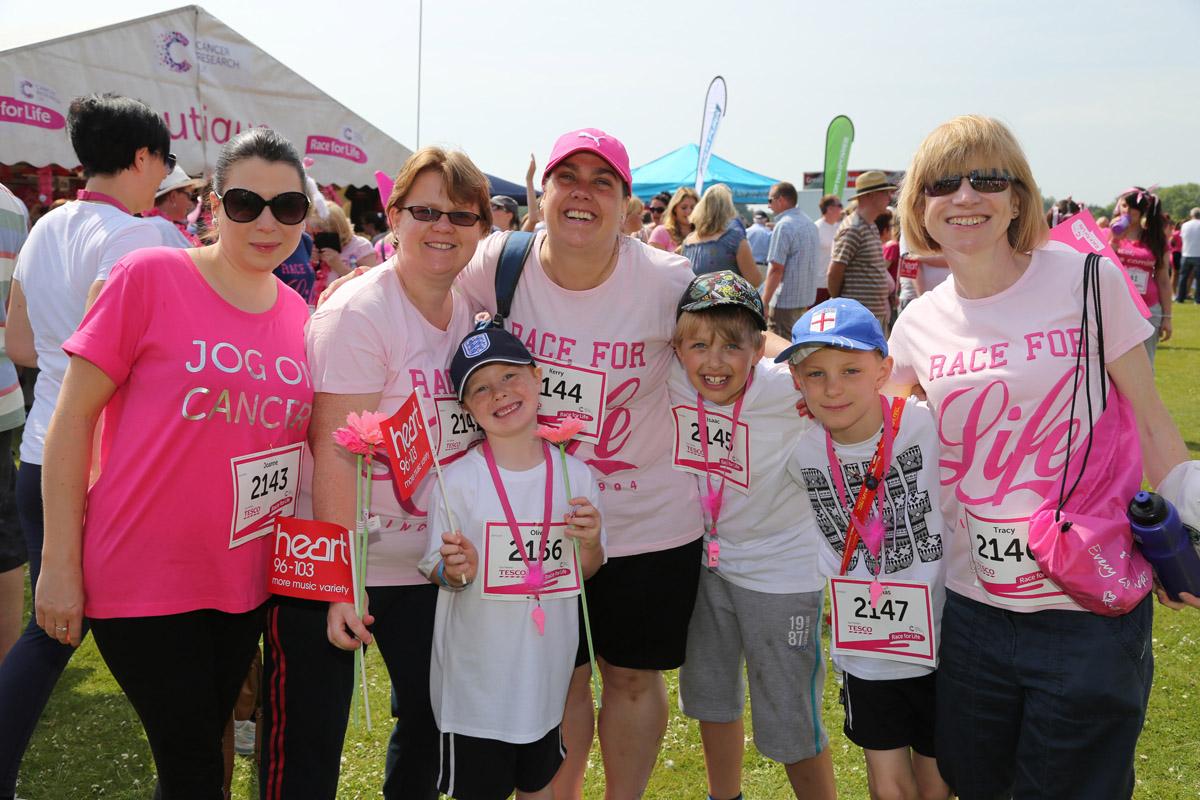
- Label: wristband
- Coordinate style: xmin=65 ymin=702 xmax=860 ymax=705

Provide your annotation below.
xmin=437 ymin=561 xmax=451 ymax=587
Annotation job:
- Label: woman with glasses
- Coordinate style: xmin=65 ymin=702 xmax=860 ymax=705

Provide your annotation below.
xmin=0 ymin=93 xmax=180 ymax=798
xmin=261 ymin=147 xmax=493 ymax=800
xmin=35 ymin=127 xmax=314 ymax=798
xmin=888 ymin=115 xmax=1192 ymax=800
xmin=648 ymin=186 xmax=697 ymax=252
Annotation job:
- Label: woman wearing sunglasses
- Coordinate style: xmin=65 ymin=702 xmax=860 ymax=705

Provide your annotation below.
xmin=888 ymin=115 xmax=1192 ymax=800
xmin=259 ymin=147 xmax=492 ymax=800
xmin=648 ymin=186 xmax=697 ymax=253
xmin=35 ymin=127 xmax=313 ymax=797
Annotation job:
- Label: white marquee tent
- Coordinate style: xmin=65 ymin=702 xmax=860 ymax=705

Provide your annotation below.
xmin=0 ymin=5 xmax=412 ymax=186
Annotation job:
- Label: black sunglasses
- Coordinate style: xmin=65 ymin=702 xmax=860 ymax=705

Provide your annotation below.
xmin=164 ymin=152 xmax=177 ymax=171
xmin=218 ymin=188 xmax=311 ymax=225
xmin=649 ymin=206 xmax=666 ymax=214
xmin=925 ymin=170 xmax=1017 ymax=198
xmin=404 ymin=206 xmax=482 ymax=227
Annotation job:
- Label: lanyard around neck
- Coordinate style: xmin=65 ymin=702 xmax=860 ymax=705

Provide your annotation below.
xmin=696 ymin=369 xmax=752 ymax=539
xmin=76 ymin=190 xmax=131 ymax=215
xmin=825 ymin=395 xmax=905 ymax=576
xmin=482 ymin=440 xmax=554 ymax=597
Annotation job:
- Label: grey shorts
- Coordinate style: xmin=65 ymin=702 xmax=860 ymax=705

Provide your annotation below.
xmin=678 ymin=568 xmax=827 ymax=763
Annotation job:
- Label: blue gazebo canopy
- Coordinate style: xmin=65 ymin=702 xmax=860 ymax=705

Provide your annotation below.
xmin=484 ymin=174 xmax=538 ymax=206
xmin=631 ymin=144 xmax=779 ymax=204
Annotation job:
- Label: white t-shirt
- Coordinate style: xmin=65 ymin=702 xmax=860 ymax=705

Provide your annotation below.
xmin=306 ymin=261 xmax=477 ymax=586
xmin=898 ymin=232 xmax=950 ymax=301
xmin=421 ymin=447 xmax=602 ymax=743
xmin=814 ymin=218 xmax=838 ymax=290
xmin=145 ymin=214 xmax=194 ymax=249
xmin=667 ymin=359 xmax=822 ymax=593
xmin=14 ymin=200 xmax=166 ymax=464
xmin=1181 ymin=218 xmax=1200 ymax=258
xmin=788 ymin=396 xmax=947 ymax=679
xmin=456 ymin=233 xmax=703 ymax=557
xmin=888 ymin=247 xmax=1152 ymax=612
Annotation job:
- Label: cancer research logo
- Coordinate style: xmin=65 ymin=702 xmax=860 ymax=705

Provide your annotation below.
xmin=19 ymin=81 xmax=33 ymax=99
xmin=463 ymin=334 xmax=491 ymax=358
xmin=157 ymin=31 xmax=192 ymax=73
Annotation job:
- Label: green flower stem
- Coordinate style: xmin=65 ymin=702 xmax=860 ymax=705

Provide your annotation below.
xmin=558 ymin=444 xmax=602 ymax=710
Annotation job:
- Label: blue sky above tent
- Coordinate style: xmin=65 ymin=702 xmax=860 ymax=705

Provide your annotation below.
xmin=631 ymin=143 xmax=779 ymax=204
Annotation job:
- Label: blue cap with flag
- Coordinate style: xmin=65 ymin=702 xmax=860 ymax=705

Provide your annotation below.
xmin=773 ymin=298 xmax=888 ymax=364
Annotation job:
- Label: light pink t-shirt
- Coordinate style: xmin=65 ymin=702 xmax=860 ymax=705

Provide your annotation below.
xmin=888 ymin=247 xmax=1152 ymax=612
xmin=306 ymin=260 xmax=476 ymax=585
xmin=64 ymin=248 xmax=313 ymax=618
xmin=457 ymin=233 xmax=703 ymax=557
xmin=647 ymin=224 xmax=677 ymax=252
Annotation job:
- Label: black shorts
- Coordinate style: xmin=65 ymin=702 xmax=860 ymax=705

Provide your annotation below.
xmin=0 ymin=428 xmax=24 ymax=572
xmin=436 ymin=725 xmax=564 ymax=800
xmin=840 ymin=670 xmax=937 ymax=756
xmin=574 ymin=536 xmax=702 ymax=671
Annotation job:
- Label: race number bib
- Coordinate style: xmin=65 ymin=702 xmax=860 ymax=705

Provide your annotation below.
xmin=670 ymin=405 xmax=751 ymax=495
xmin=829 ymin=577 xmax=937 ymax=667
xmin=481 ymin=521 xmax=580 ymax=600
xmin=1128 ymin=268 xmax=1150 ymax=295
xmin=535 ymin=358 xmax=606 ymax=444
xmin=964 ymin=511 xmax=1068 ymax=607
xmin=433 ymin=396 xmax=483 ymax=464
xmin=229 ymin=442 xmax=304 ymax=548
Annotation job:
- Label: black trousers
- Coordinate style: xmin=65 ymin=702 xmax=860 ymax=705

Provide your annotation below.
xmin=90 ymin=605 xmax=265 ymax=800
xmin=259 ymin=584 xmax=439 ymax=800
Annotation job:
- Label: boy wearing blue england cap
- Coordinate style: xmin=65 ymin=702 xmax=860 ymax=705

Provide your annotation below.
xmin=780 ymin=298 xmax=951 ymax=800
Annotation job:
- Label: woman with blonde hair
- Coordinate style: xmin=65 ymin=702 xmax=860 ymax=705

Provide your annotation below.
xmin=623 ymin=195 xmax=647 ymax=239
xmin=310 ymin=203 xmax=380 ymax=296
xmin=648 ymin=186 xmax=697 ymax=252
xmin=680 ymin=184 xmax=762 ymax=284
xmin=888 ymin=114 xmax=1193 ymax=800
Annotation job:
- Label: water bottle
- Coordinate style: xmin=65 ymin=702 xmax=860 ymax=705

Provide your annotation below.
xmin=1127 ymin=491 xmax=1200 ymax=601
xmin=1110 ymin=214 xmax=1131 ymax=236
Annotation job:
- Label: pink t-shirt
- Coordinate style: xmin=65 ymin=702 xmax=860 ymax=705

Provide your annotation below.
xmin=457 ymin=233 xmax=703 ymax=557
xmin=1112 ymin=236 xmax=1159 ymax=308
xmin=888 ymin=247 xmax=1152 ymax=612
xmin=648 ymin=224 xmax=677 ymax=252
xmin=64 ymin=248 xmax=313 ymax=618
xmin=306 ymin=260 xmax=476 ymax=586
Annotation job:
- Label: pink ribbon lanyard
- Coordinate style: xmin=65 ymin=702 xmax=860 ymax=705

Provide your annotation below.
xmin=696 ymin=370 xmax=752 ymax=542
xmin=825 ymin=395 xmax=895 ymax=579
xmin=482 ymin=440 xmax=554 ymax=599
xmin=76 ymin=190 xmax=131 ymax=215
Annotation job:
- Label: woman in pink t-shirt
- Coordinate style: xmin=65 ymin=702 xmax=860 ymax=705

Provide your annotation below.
xmin=259 ymin=147 xmax=493 ymax=799
xmin=889 ymin=116 xmax=1192 ymax=800
xmin=35 ymin=128 xmax=314 ymax=796
xmin=1109 ymin=187 xmax=1173 ymax=365
xmin=648 ymin=186 xmax=697 ymax=253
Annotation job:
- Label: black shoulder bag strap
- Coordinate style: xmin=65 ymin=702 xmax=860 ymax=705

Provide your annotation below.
xmin=488 ymin=230 xmax=535 ymax=330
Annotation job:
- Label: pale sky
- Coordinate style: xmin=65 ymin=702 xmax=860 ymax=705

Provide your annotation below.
xmin=2 ymin=0 xmax=1197 ymax=205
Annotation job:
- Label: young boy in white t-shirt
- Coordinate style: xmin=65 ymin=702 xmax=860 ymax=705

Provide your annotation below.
xmin=779 ymin=298 xmax=949 ymax=800
xmin=668 ymin=271 xmax=836 ymax=800
xmin=418 ymin=327 xmax=604 ymax=800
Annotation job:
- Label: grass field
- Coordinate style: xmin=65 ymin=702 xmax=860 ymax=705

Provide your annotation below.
xmin=13 ymin=306 xmax=1200 ymax=799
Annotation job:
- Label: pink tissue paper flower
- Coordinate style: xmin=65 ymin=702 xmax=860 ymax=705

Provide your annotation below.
xmin=537 ymin=418 xmax=586 ymax=444
xmin=332 ymin=427 xmax=371 ymax=455
xmin=346 ymin=410 xmax=386 ymax=448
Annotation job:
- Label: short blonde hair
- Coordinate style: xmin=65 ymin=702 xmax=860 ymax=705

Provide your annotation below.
xmin=626 ymin=196 xmax=644 ymax=217
xmin=312 ymin=203 xmax=355 ymax=248
xmin=672 ymin=305 xmax=764 ymax=351
xmin=664 ymin=186 xmax=699 ymax=245
xmin=385 ymin=146 xmax=492 ymax=235
xmin=689 ymin=184 xmax=737 ymax=239
xmin=898 ymin=115 xmax=1047 ymax=256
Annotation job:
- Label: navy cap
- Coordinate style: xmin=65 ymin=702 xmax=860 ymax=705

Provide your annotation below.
xmin=773 ymin=298 xmax=888 ymax=364
xmin=450 ymin=328 xmax=535 ymax=401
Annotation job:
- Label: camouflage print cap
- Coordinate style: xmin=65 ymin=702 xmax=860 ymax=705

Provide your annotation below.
xmin=675 ymin=270 xmax=767 ymax=330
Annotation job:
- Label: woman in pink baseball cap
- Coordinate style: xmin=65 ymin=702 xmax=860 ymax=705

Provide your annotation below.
xmin=454 ymin=127 xmax=705 ymax=797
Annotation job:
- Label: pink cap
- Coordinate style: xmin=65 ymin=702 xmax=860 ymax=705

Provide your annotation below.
xmin=542 ymin=128 xmax=631 ymax=189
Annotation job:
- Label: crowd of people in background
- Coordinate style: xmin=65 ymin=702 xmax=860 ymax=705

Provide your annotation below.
xmin=0 ymin=92 xmax=1198 ymax=800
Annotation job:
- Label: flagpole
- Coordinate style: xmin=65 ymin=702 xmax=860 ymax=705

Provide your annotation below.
xmin=415 ymin=0 xmax=423 ymax=148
